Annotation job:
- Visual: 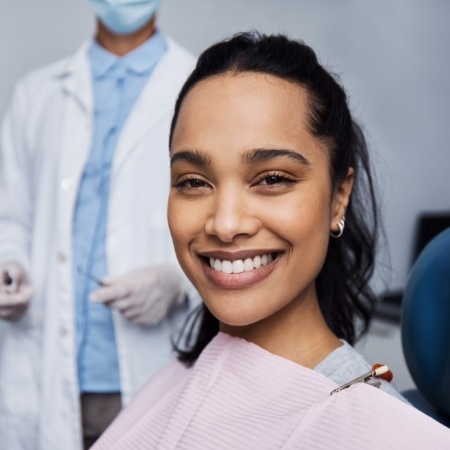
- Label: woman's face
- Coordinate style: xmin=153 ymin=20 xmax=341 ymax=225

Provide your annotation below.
xmin=169 ymin=73 xmax=352 ymax=334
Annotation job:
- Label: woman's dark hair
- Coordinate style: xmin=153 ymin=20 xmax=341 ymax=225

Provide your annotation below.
xmin=170 ymin=31 xmax=379 ymax=364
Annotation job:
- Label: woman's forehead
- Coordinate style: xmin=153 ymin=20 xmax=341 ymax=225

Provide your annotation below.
xmin=170 ymin=72 xmax=330 ymax=170
xmin=172 ymin=73 xmax=313 ymax=147
xmin=182 ymin=72 xmax=308 ymax=110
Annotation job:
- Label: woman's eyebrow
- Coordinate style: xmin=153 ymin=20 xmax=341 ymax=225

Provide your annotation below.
xmin=242 ymin=148 xmax=311 ymax=166
xmin=170 ymin=150 xmax=212 ymax=168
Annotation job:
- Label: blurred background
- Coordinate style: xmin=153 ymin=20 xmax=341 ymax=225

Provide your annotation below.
xmin=1 ymin=0 xmax=449 ymax=391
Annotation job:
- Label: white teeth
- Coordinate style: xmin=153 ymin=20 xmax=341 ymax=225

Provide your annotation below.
xmin=208 ymin=253 xmax=276 ymax=274
xmin=222 ymin=260 xmax=233 ymax=274
xmin=244 ymin=258 xmax=253 ymax=271
xmin=214 ymin=259 xmax=222 ymax=272
xmin=232 ymin=260 xmax=245 ymax=273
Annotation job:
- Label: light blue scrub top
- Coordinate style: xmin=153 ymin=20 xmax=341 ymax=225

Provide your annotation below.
xmin=72 ymin=32 xmax=167 ymax=393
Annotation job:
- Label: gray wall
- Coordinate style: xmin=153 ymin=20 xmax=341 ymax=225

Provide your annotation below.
xmin=2 ymin=0 xmax=448 ymax=294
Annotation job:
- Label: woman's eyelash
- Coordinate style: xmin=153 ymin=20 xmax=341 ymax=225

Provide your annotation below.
xmin=256 ymin=172 xmax=297 ymax=185
xmin=173 ymin=176 xmax=208 ymax=189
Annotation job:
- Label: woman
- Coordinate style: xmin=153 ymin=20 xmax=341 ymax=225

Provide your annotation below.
xmin=93 ymin=32 xmax=450 ymax=449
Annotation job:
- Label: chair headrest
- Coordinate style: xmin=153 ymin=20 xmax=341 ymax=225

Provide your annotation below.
xmin=402 ymin=227 xmax=450 ymax=418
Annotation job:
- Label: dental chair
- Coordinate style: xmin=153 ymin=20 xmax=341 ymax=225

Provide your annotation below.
xmin=401 ymin=227 xmax=450 ymax=427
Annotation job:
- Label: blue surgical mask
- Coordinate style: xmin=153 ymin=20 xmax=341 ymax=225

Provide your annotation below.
xmin=89 ymin=0 xmax=161 ymax=35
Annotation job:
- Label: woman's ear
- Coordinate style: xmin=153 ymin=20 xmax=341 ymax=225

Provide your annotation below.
xmin=330 ymin=168 xmax=354 ymax=234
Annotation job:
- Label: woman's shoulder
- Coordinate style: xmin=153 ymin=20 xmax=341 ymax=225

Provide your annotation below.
xmin=314 ymin=340 xmax=407 ymax=402
xmin=288 ymin=380 xmax=450 ymax=449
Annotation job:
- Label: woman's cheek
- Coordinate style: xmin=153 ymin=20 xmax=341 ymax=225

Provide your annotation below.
xmin=168 ymin=197 xmax=199 ymax=255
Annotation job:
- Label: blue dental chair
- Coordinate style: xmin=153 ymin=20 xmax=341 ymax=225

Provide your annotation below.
xmin=401 ymin=227 xmax=450 ymax=427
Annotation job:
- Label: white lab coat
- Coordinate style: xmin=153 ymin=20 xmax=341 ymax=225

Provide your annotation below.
xmin=0 ymin=36 xmax=195 ymax=450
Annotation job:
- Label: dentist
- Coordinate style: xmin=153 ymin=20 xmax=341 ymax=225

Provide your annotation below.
xmin=0 ymin=1 xmax=195 ymax=448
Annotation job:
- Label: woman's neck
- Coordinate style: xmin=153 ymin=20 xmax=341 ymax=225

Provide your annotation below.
xmin=221 ymin=297 xmax=342 ymax=369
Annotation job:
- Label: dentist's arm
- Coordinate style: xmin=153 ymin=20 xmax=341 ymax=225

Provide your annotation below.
xmin=0 ymin=80 xmax=34 ymax=321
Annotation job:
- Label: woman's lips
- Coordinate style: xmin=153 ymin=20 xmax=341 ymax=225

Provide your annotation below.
xmin=199 ymin=251 xmax=282 ymax=289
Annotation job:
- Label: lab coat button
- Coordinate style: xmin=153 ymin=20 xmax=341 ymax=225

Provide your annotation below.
xmin=57 ymin=251 xmax=66 ymax=263
xmin=59 ymin=326 xmax=68 ymax=337
xmin=60 ymin=177 xmax=74 ymax=191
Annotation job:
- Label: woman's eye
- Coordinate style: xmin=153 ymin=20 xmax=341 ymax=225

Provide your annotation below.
xmin=258 ymin=173 xmax=295 ymax=186
xmin=186 ymin=179 xmax=206 ymax=188
xmin=262 ymin=175 xmax=284 ymax=185
xmin=174 ymin=177 xmax=210 ymax=191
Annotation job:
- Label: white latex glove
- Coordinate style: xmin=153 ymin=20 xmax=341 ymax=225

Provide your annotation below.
xmin=0 ymin=261 xmax=34 ymax=321
xmin=89 ymin=265 xmax=185 ymax=326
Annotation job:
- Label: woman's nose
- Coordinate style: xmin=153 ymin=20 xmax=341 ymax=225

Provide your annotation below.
xmin=204 ymin=191 xmax=260 ymax=243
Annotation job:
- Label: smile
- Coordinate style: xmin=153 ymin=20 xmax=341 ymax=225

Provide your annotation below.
xmin=208 ymin=252 xmax=276 ymax=274
xmin=198 ymin=250 xmax=283 ymax=289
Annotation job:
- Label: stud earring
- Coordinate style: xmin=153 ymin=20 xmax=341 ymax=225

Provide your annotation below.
xmin=330 ymin=216 xmax=345 ymax=238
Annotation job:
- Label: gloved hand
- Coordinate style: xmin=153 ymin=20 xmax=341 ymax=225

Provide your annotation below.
xmin=89 ymin=265 xmax=186 ymax=326
xmin=0 ymin=261 xmax=34 ymax=321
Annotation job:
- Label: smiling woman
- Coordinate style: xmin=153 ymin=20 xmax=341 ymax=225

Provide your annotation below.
xmin=168 ymin=35 xmax=374 ymax=363
xmin=92 ymin=32 xmax=450 ymax=449
xmin=169 ymin=71 xmax=351 ymax=361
